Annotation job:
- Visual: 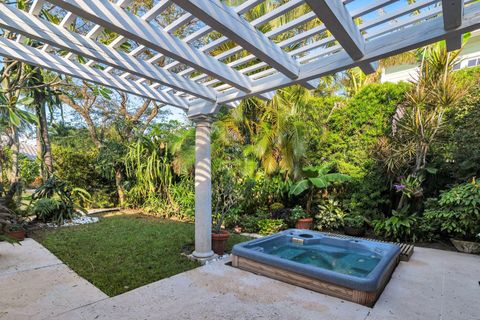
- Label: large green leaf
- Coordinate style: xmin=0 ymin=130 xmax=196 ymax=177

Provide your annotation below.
xmin=289 ymin=179 xmax=310 ymax=196
xmin=8 ymin=109 xmax=21 ymax=127
xmin=18 ymin=96 xmax=34 ymax=106
xmin=309 ymin=177 xmax=329 ymax=188
xmin=324 ymin=173 xmax=351 ymax=183
xmin=302 ymin=166 xmax=320 ymax=178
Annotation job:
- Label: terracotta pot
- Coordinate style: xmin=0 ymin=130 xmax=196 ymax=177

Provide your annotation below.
xmin=344 ymin=226 xmax=366 ymax=237
xmin=450 ymin=238 xmax=480 ymax=254
xmin=212 ymin=230 xmax=230 ymax=256
xmin=7 ymin=230 xmax=26 ymax=241
xmin=295 ymin=218 xmax=313 ymax=230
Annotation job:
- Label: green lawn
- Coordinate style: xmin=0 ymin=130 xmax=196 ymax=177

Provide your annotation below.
xmin=35 ymin=214 xmax=251 ymax=296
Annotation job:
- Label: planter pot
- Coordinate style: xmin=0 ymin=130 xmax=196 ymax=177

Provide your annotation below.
xmin=295 ymin=218 xmax=313 ymax=230
xmin=7 ymin=230 xmax=26 ymax=241
xmin=212 ymin=230 xmax=230 ymax=256
xmin=450 ymin=238 xmax=480 ymax=254
xmin=344 ymin=226 xmax=366 ymax=237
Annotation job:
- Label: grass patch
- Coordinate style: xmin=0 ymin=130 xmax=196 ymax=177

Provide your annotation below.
xmin=35 ymin=214 xmax=251 ymax=296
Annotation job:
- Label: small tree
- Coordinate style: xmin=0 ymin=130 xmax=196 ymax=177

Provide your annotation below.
xmin=289 ymin=164 xmax=351 ymax=214
xmin=212 ymin=166 xmax=241 ymax=234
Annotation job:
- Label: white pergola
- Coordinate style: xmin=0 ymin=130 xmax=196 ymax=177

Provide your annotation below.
xmin=1 ymin=0 xmax=479 ymax=259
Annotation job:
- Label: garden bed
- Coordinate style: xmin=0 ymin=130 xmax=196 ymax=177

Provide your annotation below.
xmin=32 ymin=213 xmax=251 ymax=296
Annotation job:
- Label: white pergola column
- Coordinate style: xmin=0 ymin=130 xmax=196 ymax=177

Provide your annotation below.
xmin=191 ymin=115 xmax=215 ymax=259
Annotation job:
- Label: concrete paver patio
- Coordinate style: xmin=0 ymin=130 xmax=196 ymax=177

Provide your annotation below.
xmin=1 ymin=239 xmax=479 ymax=320
xmin=0 ymin=239 xmax=108 ymax=320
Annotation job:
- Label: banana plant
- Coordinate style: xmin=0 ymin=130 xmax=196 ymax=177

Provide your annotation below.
xmin=289 ymin=163 xmax=351 ymax=214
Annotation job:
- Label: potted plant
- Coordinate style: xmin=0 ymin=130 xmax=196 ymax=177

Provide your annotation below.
xmin=344 ymin=214 xmax=366 ymax=237
xmin=7 ymin=223 xmax=26 ymax=241
xmin=290 ymin=206 xmax=313 ymax=230
xmin=211 ymin=167 xmax=240 ymax=256
xmin=212 ymin=223 xmax=230 ymax=256
xmin=0 ymin=204 xmax=21 ymax=244
xmin=423 ymin=180 xmax=480 ymax=254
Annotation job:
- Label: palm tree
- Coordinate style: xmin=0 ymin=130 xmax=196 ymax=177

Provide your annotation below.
xmin=247 ymin=86 xmax=308 ymax=179
xmin=24 ymin=67 xmax=62 ymax=179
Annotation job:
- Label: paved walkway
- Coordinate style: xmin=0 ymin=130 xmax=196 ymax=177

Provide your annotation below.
xmin=1 ymin=240 xmax=479 ymax=320
xmin=0 ymin=239 xmax=107 ymax=320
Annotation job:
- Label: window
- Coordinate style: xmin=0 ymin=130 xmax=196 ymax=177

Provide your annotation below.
xmin=467 ymin=59 xmax=478 ymax=67
xmin=452 ymin=63 xmax=461 ymax=70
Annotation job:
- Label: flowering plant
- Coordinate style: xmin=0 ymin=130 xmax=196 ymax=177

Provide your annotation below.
xmin=394 ymin=175 xmax=423 ymax=198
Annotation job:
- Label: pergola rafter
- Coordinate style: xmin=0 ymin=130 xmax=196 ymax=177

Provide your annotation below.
xmin=0 ymin=37 xmax=189 ymax=109
xmin=1 ymin=0 xmax=479 ymax=260
xmin=171 ymin=0 xmax=300 ymax=80
xmin=0 ymin=3 xmax=217 ymax=101
xmin=46 ymin=0 xmax=254 ymax=93
xmin=212 ymin=2 xmax=480 ymax=105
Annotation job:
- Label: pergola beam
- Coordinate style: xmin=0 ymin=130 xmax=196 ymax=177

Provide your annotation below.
xmin=0 ymin=37 xmax=189 ymax=109
xmin=304 ymin=0 xmax=377 ymax=75
xmin=171 ymin=0 xmax=300 ymax=79
xmin=0 ymin=4 xmax=216 ymax=101
xmin=442 ymin=0 xmax=465 ymax=51
xmin=46 ymin=0 xmax=253 ymax=93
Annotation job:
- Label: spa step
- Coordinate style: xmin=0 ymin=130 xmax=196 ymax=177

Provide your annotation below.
xmin=325 ymin=233 xmax=414 ymax=262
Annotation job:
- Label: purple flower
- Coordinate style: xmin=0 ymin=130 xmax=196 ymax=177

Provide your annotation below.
xmin=393 ymin=184 xmax=405 ymax=191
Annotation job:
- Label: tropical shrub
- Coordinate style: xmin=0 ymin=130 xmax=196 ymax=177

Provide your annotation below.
xmin=315 ymin=199 xmax=345 ymax=231
xmin=270 ymin=202 xmax=291 ymax=221
xmin=223 ymin=206 xmax=243 ymax=229
xmin=423 ymin=179 xmax=480 ymax=241
xmin=169 ymin=178 xmax=195 ymax=221
xmin=290 ymin=164 xmax=350 ymax=213
xmin=373 ymin=206 xmax=418 ymax=242
xmin=344 ymin=214 xmax=365 ymax=229
xmin=31 ymin=176 xmax=90 ymax=224
xmin=53 ymin=145 xmax=116 ymax=207
xmin=212 ymin=166 xmax=241 ymax=233
xmin=31 ymin=198 xmax=62 ymax=223
xmin=19 ymin=155 xmax=40 ymax=186
xmin=239 ymin=215 xmax=261 ymax=233
xmin=344 ymin=169 xmax=390 ymax=221
xmin=241 ymin=174 xmax=289 ymax=214
xmin=270 ymin=202 xmax=284 ymax=211
xmin=437 ymin=66 xmax=480 ymax=182
xmin=258 ymin=218 xmax=285 ymax=235
xmin=238 ymin=209 xmax=270 ymax=233
xmin=323 ymin=82 xmax=410 ymax=178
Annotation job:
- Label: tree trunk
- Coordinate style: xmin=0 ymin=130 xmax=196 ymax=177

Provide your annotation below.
xmin=84 ymin=115 xmax=102 ymax=148
xmin=7 ymin=126 xmax=20 ymax=185
xmin=115 ymin=168 xmax=126 ymax=206
xmin=306 ymin=188 xmax=314 ymax=214
xmin=58 ymin=94 xmax=102 ymax=148
xmin=36 ymin=102 xmax=53 ymax=179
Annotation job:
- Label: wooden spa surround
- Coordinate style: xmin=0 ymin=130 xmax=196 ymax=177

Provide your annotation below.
xmin=231 ymin=254 xmax=400 ymax=307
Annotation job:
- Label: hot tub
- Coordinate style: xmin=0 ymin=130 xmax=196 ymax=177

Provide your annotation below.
xmin=232 ymin=229 xmax=401 ymax=306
